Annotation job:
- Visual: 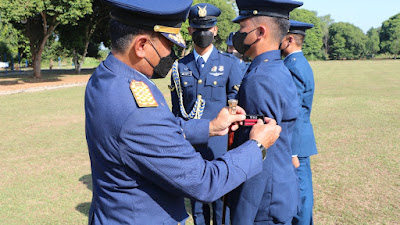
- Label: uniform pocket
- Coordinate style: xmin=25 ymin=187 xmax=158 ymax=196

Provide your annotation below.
xmin=269 ymin=179 xmax=299 ymax=223
xmin=205 ymin=77 xmax=226 ymax=101
xmin=181 ymin=76 xmax=195 ymax=102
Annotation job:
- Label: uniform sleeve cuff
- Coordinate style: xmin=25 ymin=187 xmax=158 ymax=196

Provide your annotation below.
xmin=181 ymin=119 xmax=209 ymax=145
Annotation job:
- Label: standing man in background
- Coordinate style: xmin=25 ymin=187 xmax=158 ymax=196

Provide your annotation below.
xmin=227 ymin=0 xmax=303 ymax=224
xmin=170 ymin=3 xmax=244 ymax=225
xmin=280 ymin=20 xmax=318 ymax=225
xmin=226 ymin=31 xmax=250 ymax=74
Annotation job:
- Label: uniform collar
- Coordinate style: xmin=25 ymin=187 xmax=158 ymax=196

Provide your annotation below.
xmin=284 ymin=50 xmax=302 ymax=60
xmin=248 ymin=50 xmax=281 ymax=71
xmin=194 ymin=45 xmax=214 ymax=63
xmin=104 ymin=53 xmax=154 ymax=84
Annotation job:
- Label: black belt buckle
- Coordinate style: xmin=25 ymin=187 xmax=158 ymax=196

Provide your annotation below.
xmin=244 ymin=115 xmax=264 ymax=126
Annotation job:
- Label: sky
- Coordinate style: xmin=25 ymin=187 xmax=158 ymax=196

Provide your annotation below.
xmin=300 ymin=0 xmax=400 ymax=33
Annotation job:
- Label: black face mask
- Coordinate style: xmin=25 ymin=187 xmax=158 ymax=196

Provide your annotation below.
xmin=233 ymin=27 xmax=259 ymax=55
xmin=279 ymin=39 xmax=290 ymax=58
xmin=145 ymin=41 xmax=178 ymax=79
xmin=192 ymin=30 xmax=214 ymax=48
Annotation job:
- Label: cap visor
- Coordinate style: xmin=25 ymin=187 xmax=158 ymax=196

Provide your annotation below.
xmin=189 ymin=22 xmax=216 ymax=29
xmin=232 ymin=15 xmax=252 ymax=23
xmin=161 ymin=32 xmax=186 ymax=48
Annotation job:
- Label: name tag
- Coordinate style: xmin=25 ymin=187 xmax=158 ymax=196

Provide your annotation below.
xmin=181 ymin=71 xmax=192 ymax=76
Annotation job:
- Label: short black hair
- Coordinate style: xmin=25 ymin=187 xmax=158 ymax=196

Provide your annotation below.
xmin=292 ymin=33 xmax=305 ymax=46
xmin=109 ymin=19 xmax=154 ymax=53
xmin=273 ymin=17 xmax=290 ymax=42
xmin=253 ymin=16 xmax=290 ymax=43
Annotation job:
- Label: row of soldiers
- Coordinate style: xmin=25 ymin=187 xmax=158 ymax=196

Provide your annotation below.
xmin=85 ymin=0 xmax=317 ymax=224
xmin=170 ymin=3 xmax=317 ymax=225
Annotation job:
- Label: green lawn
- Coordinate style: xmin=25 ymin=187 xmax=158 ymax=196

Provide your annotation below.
xmin=0 ymin=60 xmax=399 ymax=224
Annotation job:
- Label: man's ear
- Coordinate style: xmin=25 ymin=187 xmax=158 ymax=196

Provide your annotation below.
xmin=288 ymin=36 xmax=294 ymax=44
xmin=213 ymin=26 xmax=218 ymax=36
xmin=258 ymin=25 xmax=268 ymax=38
xmin=188 ymin=27 xmax=193 ymax=36
xmin=133 ymin=35 xmax=148 ymax=58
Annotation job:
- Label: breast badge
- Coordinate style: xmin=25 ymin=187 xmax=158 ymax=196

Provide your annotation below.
xmin=130 ymin=80 xmax=158 ymax=107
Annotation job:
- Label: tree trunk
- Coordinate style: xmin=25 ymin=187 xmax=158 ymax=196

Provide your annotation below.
xmin=72 ymin=50 xmax=81 ymax=74
xmin=75 ymin=39 xmax=90 ymax=74
xmin=31 ymin=37 xmax=49 ymax=78
xmin=32 ymin=56 xmax=42 ymax=78
xmin=30 ymin=13 xmax=59 ymax=78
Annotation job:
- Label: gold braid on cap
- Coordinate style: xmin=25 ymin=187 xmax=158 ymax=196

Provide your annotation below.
xmin=153 ymin=25 xmax=180 ymax=34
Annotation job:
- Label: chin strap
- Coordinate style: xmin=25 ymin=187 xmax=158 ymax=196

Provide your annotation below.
xmin=172 ymin=60 xmax=205 ymax=119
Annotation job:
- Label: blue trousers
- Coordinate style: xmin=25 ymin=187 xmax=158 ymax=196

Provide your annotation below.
xmin=292 ymin=157 xmax=314 ymax=225
xmin=191 ymin=198 xmax=229 ymax=225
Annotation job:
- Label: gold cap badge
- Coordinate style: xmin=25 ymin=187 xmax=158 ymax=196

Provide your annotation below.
xmin=198 ymin=6 xmax=207 ymax=17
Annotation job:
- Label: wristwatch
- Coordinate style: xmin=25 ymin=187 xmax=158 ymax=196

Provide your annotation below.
xmin=251 ymin=139 xmax=267 ymax=160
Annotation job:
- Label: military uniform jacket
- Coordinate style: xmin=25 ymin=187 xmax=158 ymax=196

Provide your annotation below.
xmin=171 ymin=47 xmax=244 ymax=160
xmin=284 ymin=51 xmax=317 ymax=157
xmin=85 ymin=54 xmax=264 ymax=225
xmin=228 ymin=50 xmax=300 ymax=224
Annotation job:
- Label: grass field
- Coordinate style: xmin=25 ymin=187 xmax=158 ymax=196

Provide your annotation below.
xmin=0 ymin=60 xmax=399 ymax=224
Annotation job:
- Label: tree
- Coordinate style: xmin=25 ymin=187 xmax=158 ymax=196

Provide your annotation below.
xmin=328 ymin=22 xmax=367 ymax=60
xmin=58 ymin=0 xmax=110 ymax=73
xmin=379 ymin=13 xmax=400 ymax=59
xmin=319 ymin=14 xmax=334 ymax=59
xmin=0 ymin=17 xmax=19 ymax=58
xmin=365 ymin=27 xmax=380 ymax=59
xmin=0 ymin=0 xmax=92 ymax=78
xmin=290 ymin=9 xmax=324 ymax=60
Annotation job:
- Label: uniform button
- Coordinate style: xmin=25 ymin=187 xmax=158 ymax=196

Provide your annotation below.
xmin=183 ymin=81 xmax=188 ymax=85
xmin=198 ymin=79 xmax=203 ymax=84
xmin=213 ymin=81 xmax=217 ymax=85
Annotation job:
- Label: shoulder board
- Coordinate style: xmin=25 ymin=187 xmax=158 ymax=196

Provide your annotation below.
xmin=220 ymin=52 xmax=241 ymax=62
xmin=130 ymin=80 xmax=158 ymax=108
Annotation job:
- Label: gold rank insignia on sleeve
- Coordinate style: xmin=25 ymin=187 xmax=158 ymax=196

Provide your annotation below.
xmin=130 ymin=80 xmax=158 ymax=108
xmin=234 ymin=84 xmax=241 ymax=91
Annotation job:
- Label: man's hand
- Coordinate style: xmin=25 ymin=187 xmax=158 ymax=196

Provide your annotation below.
xmin=292 ymin=156 xmax=300 ymax=168
xmin=249 ymin=118 xmax=281 ymax=149
xmin=209 ymin=106 xmax=246 ymax=137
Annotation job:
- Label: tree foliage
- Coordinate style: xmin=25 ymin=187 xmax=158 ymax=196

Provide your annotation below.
xmin=0 ymin=0 xmax=92 ymax=78
xmin=1 ymin=0 xmax=399 ymax=71
xmin=57 ymin=0 xmax=110 ymax=73
xmin=319 ymin=14 xmax=334 ymax=59
xmin=379 ymin=13 xmax=400 ymax=59
xmin=366 ymin=27 xmax=380 ymax=58
xmin=290 ymin=9 xmax=324 ymax=60
xmin=328 ymin=22 xmax=367 ymax=60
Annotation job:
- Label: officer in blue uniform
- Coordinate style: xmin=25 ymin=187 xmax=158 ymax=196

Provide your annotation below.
xmin=226 ymin=31 xmax=250 ymax=74
xmin=227 ymin=0 xmax=303 ymax=224
xmin=170 ymin=3 xmax=244 ymax=225
xmin=280 ymin=20 xmax=318 ymax=225
xmin=85 ymin=0 xmax=282 ymax=224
